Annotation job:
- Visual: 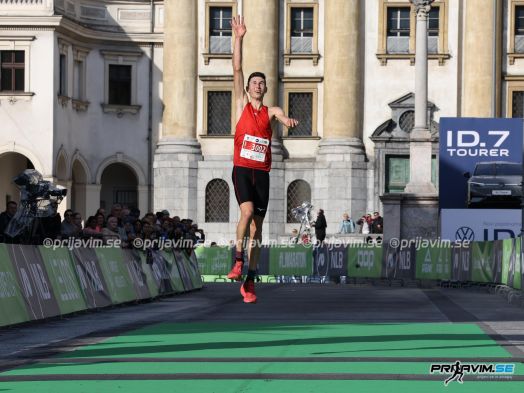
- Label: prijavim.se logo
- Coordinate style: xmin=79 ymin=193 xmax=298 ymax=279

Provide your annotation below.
xmin=430 ymin=361 xmax=515 ymax=385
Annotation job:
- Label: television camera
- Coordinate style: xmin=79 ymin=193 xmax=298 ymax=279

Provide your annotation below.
xmin=4 ymin=169 xmax=67 ymax=241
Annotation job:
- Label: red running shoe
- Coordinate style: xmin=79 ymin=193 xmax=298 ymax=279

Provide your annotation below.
xmin=227 ymin=261 xmax=243 ymax=281
xmin=240 ymin=280 xmax=257 ymax=303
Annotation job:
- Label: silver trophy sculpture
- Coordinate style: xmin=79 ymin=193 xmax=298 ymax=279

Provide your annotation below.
xmin=291 ymin=202 xmax=313 ymax=244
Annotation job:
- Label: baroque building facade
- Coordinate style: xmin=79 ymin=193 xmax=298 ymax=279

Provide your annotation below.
xmin=0 ymin=0 xmax=521 ymax=241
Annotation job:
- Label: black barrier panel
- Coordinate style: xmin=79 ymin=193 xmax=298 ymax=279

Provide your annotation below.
xmin=7 ymin=245 xmax=61 ymax=320
xmin=492 ymin=240 xmax=503 ymax=283
xmin=187 ymin=250 xmax=204 ymax=289
xmin=382 ymin=244 xmax=416 ymax=280
xmin=148 ymin=249 xmax=175 ymax=295
xmin=71 ymin=248 xmax=112 ymax=309
xmin=507 ymin=238 xmax=519 ymax=289
xmin=122 ymin=249 xmax=153 ymax=300
xmin=313 ymin=245 xmax=348 ymax=277
xmin=173 ymin=250 xmax=193 ymax=291
xmin=451 ymin=245 xmax=472 ymax=282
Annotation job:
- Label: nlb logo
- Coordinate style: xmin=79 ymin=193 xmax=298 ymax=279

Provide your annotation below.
xmin=446 ymin=130 xmax=509 ymax=157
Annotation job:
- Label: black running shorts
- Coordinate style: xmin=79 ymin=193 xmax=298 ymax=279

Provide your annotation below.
xmin=232 ymin=166 xmax=270 ymax=218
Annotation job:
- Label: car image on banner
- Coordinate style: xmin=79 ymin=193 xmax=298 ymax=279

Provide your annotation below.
xmin=440 ymin=118 xmax=523 ymax=241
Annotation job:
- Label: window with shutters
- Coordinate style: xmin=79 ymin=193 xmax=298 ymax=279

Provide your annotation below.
xmin=507 ymin=78 xmax=524 ymax=118
xmin=101 ymin=50 xmax=142 ymax=116
xmin=377 ymin=1 xmax=449 ymax=65
xmin=287 ymin=180 xmax=312 ymax=223
xmin=283 ymin=84 xmax=318 ymax=138
xmin=207 ymin=91 xmax=231 ymax=135
xmin=205 ymin=179 xmax=230 ymax=223
xmin=387 ymin=7 xmax=410 ymax=54
xmin=202 ymin=82 xmax=235 ymax=136
xmin=209 ymin=7 xmax=232 ymax=54
xmin=0 ymin=51 xmax=25 ymax=93
xmin=203 ymin=2 xmax=237 ymax=65
xmin=284 ymin=2 xmax=319 ymax=66
xmin=510 ymin=2 xmax=524 ymax=63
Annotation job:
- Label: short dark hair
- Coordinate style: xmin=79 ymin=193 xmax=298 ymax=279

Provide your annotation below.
xmin=246 ymin=72 xmax=266 ymax=88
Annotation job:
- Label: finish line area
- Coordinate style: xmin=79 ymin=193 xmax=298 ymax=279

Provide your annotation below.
xmin=0 ymin=283 xmax=523 ymax=392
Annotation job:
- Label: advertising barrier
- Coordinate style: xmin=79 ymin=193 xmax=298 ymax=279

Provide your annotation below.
xmin=347 ymin=246 xmax=383 ymax=278
xmin=2 ymin=240 xmax=524 ymax=329
xmin=269 ymin=245 xmax=313 ymax=276
xmin=0 ymin=244 xmax=30 ymax=327
xmin=415 ymin=245 xmax=451 ymax=281
xmin=39 ymin=246 xmax=87 ymax=315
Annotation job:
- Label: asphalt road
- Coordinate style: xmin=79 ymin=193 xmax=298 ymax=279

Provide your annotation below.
xmin=0 ymin=282 xmax=523 ymax=392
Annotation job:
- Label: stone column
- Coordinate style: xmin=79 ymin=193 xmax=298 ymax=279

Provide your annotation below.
xmin=404 ymin=0 xmax=436 ymax=194
xmin=316 ymin=0 xmax=366 ymax=229
xmin=462 ymin=0 xmax=500 ymax=117
xmin=154 ymin=0 xmax=201 ymax=218
xmin=243 ymin=0 xmax=284 ymax=241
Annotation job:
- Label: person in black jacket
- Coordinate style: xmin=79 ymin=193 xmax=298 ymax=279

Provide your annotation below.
xmin=314 ymin=209 xmax=327 ymax=245
xmin=0 ymin=201 xmax=18 ymax=243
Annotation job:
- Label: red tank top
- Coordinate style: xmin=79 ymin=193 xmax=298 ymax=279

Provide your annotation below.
xmin=233 ymin=103 xmax=272 ymax=171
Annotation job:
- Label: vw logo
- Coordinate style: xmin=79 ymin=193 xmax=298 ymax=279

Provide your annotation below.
xmin=455 ymin=226 xmax=475 ymax=241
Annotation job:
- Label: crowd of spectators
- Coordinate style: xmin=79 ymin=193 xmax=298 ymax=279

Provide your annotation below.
xmin=0 ymin=201 xmax=205 ymax=248
xmin=356 ymin=212 xmax=383 ymax=234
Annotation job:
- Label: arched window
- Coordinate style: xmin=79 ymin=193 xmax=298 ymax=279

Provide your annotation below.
xmin=287 ymin=180 xmax=311 ymax=223
xmin=205 ymin=179 xmax=230 ymax=222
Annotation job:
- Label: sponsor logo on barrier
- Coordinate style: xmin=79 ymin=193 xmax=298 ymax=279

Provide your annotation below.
xmin=50 ymin=258 xmax=81 ymax=302
xmin=357 ymin=250 xmax=375 ymax=270
xmin=430 ymin=361 xmax=515 ymax=385
xmin=0 ymin=271 xmax=17 ymax=299
xmin=279 ymin=252 xmax=307 ymax=268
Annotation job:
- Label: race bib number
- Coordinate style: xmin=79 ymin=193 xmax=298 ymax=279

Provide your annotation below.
xmin=240 ymin=134 xmax=269 ymax=162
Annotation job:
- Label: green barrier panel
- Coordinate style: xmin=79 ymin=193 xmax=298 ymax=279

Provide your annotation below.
xmin=173 ymin=249 xmax=203 ymax=290
xmin=347 ymin=246 xmax=383 ymax=278
xmin=38 ymin=247 xmax=87 ymax=315
xmin=161 ymin=250 xmax=185 ymax=293
xmin=415 ymin=246 xmax=451 ymax=280
xmin=471 ymin=242 xmax=494 ymax=283
xmin=0 ymin=244 xmax=30 ymax=327
xmin=269 ymin=245 xmax=313 ymax=276
xmin=502 ymin=238 xmax=521 ymax=290
xmin=95 ymin=248 xmax=138 ymax=304
xmin=194 ymin=246 xmax=231 ymax=275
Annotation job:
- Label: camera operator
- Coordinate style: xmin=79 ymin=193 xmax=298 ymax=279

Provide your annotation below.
xmin=0 ymin=201 xmax=18 ymax=243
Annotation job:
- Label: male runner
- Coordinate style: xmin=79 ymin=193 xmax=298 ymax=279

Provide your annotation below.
xmin=227 ymin=15 xmax=298 ymax=303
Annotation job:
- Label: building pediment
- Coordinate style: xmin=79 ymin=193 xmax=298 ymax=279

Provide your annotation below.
xmin=371 ymin=92 xmax=439 ymax=141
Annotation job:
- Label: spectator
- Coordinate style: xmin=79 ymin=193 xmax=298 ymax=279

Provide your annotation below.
xmin=357 ymin=214 xmax=371 ymax=235
xmin=102 ymin=216 xmax=126 ymax=245
xmin=96 ymin=208 xmax=106 ymax=219
xmin=40 ymin=202 xmax=61 ymax=241
xmin=110 ymin=204 xmax=123 ymax=227
xmin=61 ymin=209 xmax=77 ymax=238
xmin=313 ymin=209 xmax=327 ymax=245
xmin=72 ymin=213 xmax=83 ymax=238
xmin=83 ymin=216 xmax=103 ymax=239
xmin=371 ymin=211 xmax=383 ymax=234
xmin=94 ymin=213 xmax=105 ymax=232
xmin=338 ymin=213 xmax=355 ymax=234
xmin=191 ymin=223 xmax=205 ymax=244
xmin=0 ymin=201 xmax=18 ymax=243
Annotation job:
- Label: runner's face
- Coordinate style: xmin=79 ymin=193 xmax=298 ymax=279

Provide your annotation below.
xmin=247 ymin=77 xmax=266 ymax=99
